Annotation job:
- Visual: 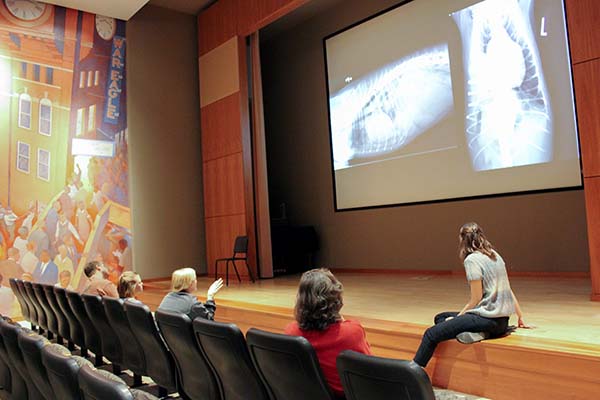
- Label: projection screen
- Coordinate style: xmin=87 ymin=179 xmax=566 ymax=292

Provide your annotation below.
xmin=324 ymin=0 xmax=581 ymax=210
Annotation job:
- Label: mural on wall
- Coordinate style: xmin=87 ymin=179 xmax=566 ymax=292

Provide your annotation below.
xmin=0 ymin=1 xmax=131 ymax=318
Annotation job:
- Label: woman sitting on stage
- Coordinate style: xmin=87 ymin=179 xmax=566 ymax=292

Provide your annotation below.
xmin=157 ymin=268 xmax=223 ymax=321
xmin=413 ymin=222 xmax=531 ymax=368
xmin=285 ymin=268 xmax=371 ymax=399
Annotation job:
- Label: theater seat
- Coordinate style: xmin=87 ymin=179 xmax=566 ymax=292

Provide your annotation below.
xmin=0 ymin=318 xmax=44 ymax=400
xmin=124 ymin=300 xmax=177 ymax=396
xmin=66 ymin=290 xmax=103 ymax=365
xmin=10 ymin=278 xmax=30 ymax=323
xmin=336 ymin=350 xmax=435 ymax=400
xmin=82 ymin=293 xmax=123 ymax=373
xmin=17 ymin=279 xmax=38 ymax=329
xmin=54 ymin=287 xmax=86 ymax=354
xmin=245 ymin=328 xmax=336 ymax=400
xmin=155 ymin=310 xmax=220 ymax=400
xmin=33 ymin=283 xmax=58 ymax=339
xmin=193 ymin=318 xmax=268 ymax=400
xmin=103 ymin=297 xmax=146 ymax=385
xmin=25 ymin=281 xmax=47 ymax=332
xmin=78 ymin=364 xmax=160 ymax=400
xmin=44 ymin=284 xmax=69 ymax=346
xmin=0 ymin=317 xmax=13 ymax=395
xmin=17 ymin=329 xmax=56 ymax=400
xmin=41 ymin=343 xmax=93 ymax=400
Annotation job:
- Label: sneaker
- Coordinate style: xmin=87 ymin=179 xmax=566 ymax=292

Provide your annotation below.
xmin=456 ymin=331 xmax=489 ymax=344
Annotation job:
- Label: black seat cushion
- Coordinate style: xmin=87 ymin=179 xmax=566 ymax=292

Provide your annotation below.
xmin=155 ymin=310 xmax=220 ymax=400
xmin=78 ymin=365 xmax=160 ymax=400
xmin=44 ymin=285 xmax=70 ymax=341
xmin=78 ymin=364 xmax=134 ymax=400
xmin=103 ymin=297 xmax=146 ymax=376
xmin=245 ymin=328 xmax=335 ymax=400
xmin=41 ymin=343 xmax=92 ymax=400
xmin=124 ymin=300 xmax=176 ymax=391
xmin=54 ymin=287 xmax=85 ymax=348
xmin=0 ymin=319 xmax=45 ymax=400
xmin=66 ymin=291 xmax=102 ymax=356
xmin=336 ymin=350 xmax=435 ymax=400
xmin=33 ymin=283 xmax=58 ymax=336
xmin=17 ymin=329 xmax=56 ymax=400
xmin=193 ymin=318 xmax=267 ymax=400
xmin=0 ymin=316 xmax=13 ymax=394
xmin=82 ymin=294 xmax=122 ymax=365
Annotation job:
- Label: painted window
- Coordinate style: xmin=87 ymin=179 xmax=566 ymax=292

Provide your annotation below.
xmin=46 ymin=67 xmax=54 ymax=85
xmin=37 ymin=148 xmax=50 ymax=181
xmin=88 ymin=104 xmax=96 ymax=132
xmin=76 ymin=108 xmax=85 ymax=136
xmin=33 ymin=64 xmax=40 ymax=81
xmin=87 ymin=71 xmax=93 ymax=87
xmin=17 ymin=141 xmax=30 ymax=173
xmin=79 ymin=71 xmax=85 ymax=88
xmin=39 ymin=98 xmax=52 ymax=136
xmin=18 ymin=93 xmax=32 ymax=129
xmin=94 ymin=70 xmax=99 ymax=86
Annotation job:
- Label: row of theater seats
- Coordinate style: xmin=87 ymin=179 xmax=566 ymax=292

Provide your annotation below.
xmin=0 ymin=316 xmax=159 ymax=400
xmin=6 ymin=278 xmax=435 ymax=400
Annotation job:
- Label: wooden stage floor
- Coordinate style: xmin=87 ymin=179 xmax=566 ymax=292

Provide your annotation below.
xmin=139 ymin=272 xmax=600 ymax=400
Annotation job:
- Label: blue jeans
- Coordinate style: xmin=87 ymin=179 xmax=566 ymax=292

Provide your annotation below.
xmin=413 ymin=311 xmax=509 ymax=367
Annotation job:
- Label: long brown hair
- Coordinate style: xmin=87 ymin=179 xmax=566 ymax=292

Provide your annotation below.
xmin=458 ymin=222 xmax=497 ymax=262
xmin=294 ymin=268 xmax=343 ymax=331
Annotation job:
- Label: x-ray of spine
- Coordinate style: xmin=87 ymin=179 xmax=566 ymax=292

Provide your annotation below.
xmin=452 ymin=0 xmax=552 ymax=171
xmin=330 ymin=45 xmax=453 ymax=169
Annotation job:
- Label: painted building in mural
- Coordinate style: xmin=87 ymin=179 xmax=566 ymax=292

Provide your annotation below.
xmin=0 ymin=0 xmax=130 ymax=317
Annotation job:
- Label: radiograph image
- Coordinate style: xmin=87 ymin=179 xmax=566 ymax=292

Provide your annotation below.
xmin=329 ymin=44 xmax=453 ymax=169
xmin=452 ymin=0 xmax=552 ymax=171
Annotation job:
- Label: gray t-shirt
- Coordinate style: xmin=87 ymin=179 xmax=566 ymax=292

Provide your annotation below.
xmin=464 ymin=250 xmax=515 ymax=318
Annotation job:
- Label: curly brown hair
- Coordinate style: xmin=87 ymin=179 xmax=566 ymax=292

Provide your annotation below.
xmin=458 ymin=222 xmax=497 ymax=262
xmin=294 ymin=268 xmax=343 ymax=331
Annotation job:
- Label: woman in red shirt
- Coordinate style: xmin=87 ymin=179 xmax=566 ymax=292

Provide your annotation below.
xmin=284 ymin=268 xmax=371 ymax=399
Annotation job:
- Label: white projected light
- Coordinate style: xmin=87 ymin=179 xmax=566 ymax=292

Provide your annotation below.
xmin=452 ymin=0 xmax=552 ymax=171
xmin=325 ymin=0 xmax=580 ymax=210
xmin=330 ymin=45 xmax=453 ymax=169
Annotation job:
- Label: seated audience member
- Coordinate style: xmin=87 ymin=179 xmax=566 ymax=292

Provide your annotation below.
xmin=117 ymin=271 xmax=143 ymax=299
xmin=55 ymin=270 xmax=73 ymax=290
xmin=284 ymin=268 xmax=372 ymax=399
xmin=157 ymin=268 xmax=223 ymax=321
xmin=32 ymin=250 xmax=59 ymax=285
xmin=81 ymin=261 xmax=118 ymax=297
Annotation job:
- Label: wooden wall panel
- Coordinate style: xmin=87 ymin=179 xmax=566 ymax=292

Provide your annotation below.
xmin=584 ymin=177 xmax=600 ymax=300
xmin=197 ymin=0 xmax=238 ymax=57
xmin=205 ymin=214 xmax=256 ymax=278
xmin=565 ymin=0 xmax=600 ymax=64
xmin=573 ymin=59 xmax=600 ymax=178
xmin=198 ymin=0 xmax=308 ymax=56
xmin=203 ymin=152 xmax=246 ymax=218
xmin=201 ymin=92 xmax=242 ymax=162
